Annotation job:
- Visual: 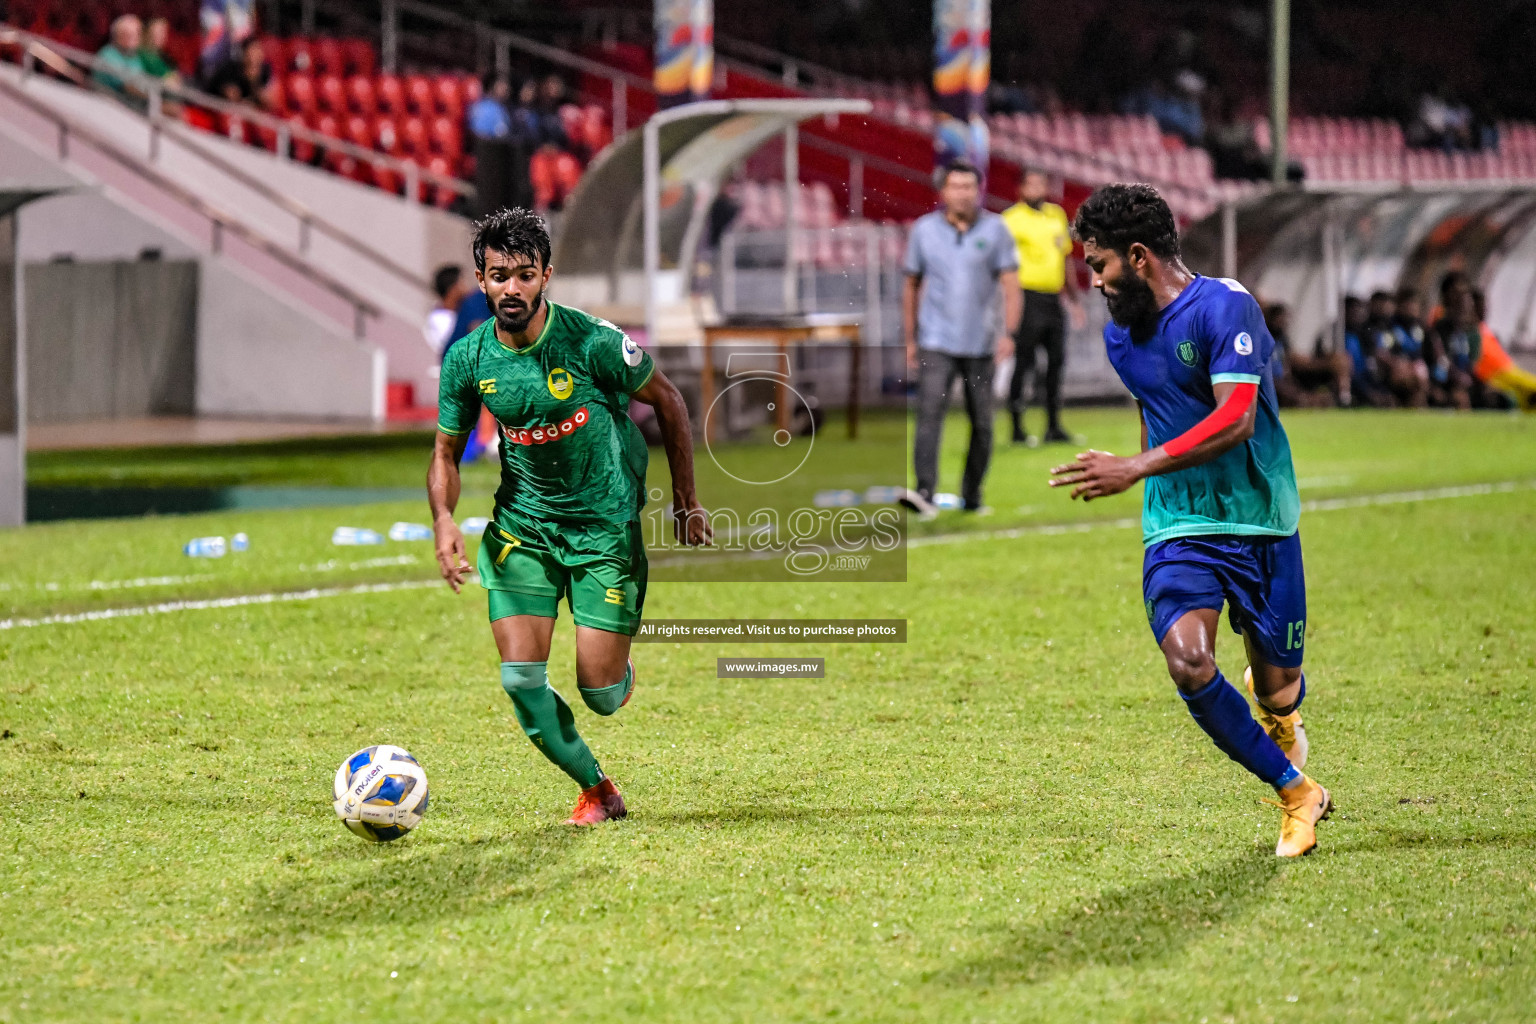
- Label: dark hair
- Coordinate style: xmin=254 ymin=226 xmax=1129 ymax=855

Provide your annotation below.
xmin=1071 ymin=183 xmax=1180 ymax=259
xmin=1369 ymin=290 xmax=1393 ymax=305
xmin=1394 ymin=286 xmax=1419 ymax=305
xmin=432 ymin=264 xmax=462 ymax=300
xmin=940 ymin=159 xmax=981 ymax=185
xmin=1439 ymin=270 xmax=1470 ymax=298
xmin=472 ymin=208 xmax=551 ymax=274
xmin=1344 ymin=295 xmax=1365 ymax=310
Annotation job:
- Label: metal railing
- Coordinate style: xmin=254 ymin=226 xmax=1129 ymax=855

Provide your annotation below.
xmin=0 ymin=72 xmax=382 ymax=339
xmin=0 ymin=24 xmax=475 ymax=205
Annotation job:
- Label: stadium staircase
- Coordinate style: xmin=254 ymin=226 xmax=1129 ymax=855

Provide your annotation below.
xmin=0 ymin=25 xmax=464 ymax=421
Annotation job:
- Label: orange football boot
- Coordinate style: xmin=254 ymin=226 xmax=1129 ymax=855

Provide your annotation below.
xmin=565 ymin=777 xmax=627 ymax=825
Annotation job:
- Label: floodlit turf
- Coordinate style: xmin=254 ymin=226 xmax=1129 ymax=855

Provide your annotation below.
xmin=2 ymin=408 xmax=1535 ymax=1022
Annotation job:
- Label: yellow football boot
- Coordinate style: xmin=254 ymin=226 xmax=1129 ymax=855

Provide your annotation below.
xmin=1245 ymin=666 xmax=1308 ymax=768
xmin=1272 ymin=775 xmax=1332 ymax=857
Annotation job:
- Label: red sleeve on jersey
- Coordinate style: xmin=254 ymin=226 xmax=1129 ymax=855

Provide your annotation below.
xmin=1161 ymin=382 xmax=1258 ymax=458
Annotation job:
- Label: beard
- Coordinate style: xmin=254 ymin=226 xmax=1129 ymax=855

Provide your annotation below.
xmin=493 ymin=288 xmax=544 ymax=333
xmin=1103 ymin=269 xmax=1159 ymax=332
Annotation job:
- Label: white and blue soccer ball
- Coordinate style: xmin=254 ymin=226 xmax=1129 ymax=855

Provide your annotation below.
xmin=332 ymin=744 xmax=429 ymax=842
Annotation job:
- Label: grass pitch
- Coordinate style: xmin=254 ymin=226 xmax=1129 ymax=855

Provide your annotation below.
xmin=2 ymin=408 xmax=1535 ymax=1022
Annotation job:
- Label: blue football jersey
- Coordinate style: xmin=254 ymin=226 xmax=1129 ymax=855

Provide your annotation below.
xmin=1104 ymin=275 xmax=1301 ymax=546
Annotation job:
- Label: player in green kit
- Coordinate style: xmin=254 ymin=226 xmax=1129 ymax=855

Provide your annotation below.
xmin=428 ymin=208 xmax=711 ymax=825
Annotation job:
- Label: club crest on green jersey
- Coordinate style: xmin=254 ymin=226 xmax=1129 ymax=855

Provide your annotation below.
xmin=547 ymin=367 xmax=573 ymax=400
xmin=1175 ymin=340 xmax=1197 ymax=367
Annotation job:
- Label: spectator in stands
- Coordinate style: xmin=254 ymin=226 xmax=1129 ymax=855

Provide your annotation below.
xmin=1267 ymin=302 xmax=1349 ymax=408
xmin=426 ymin=265 xmax=468 ymax=358
xmin=467 ymin=76 xmax=513 ymax=141
xmin=92 ymin=15 xmax=147 ymax=104
xmin=206 ymin=38 xmax=272 ymax=110
xmin=1342 ymin=295 xmax=1390 ymax=407
xmin=509 ymin=79 xmax=541 ymax=145
xmin=1412 ymin=88 xmax=1474 ymax=151
xmin=138 ymin=17 xmax=180 ymax=87
xmin=447 ymin=280 xmax=491 ymax=356
xmin=1206 ymin=90 xmax=1269 ymax=181
xmin=901 ymin=160 xmax=1021 ymax=517
xmin=534 ymin=74 xmax=573 ymax=152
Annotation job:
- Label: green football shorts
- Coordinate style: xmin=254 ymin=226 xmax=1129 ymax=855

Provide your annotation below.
xmin=476 ymin=508 xmax=648 ymax=636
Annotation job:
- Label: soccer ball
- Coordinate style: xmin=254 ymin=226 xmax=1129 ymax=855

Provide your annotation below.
xmin=332 ymin=744 xmax=429 ymax=842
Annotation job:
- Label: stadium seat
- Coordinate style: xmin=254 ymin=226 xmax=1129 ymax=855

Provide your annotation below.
xmin=285 ymin=37 xmax=316 ymax=73
xmin=427 ymin=115 xmax=460 ymax=156
xmin=374 ymin=115 xmax=402 ymax=156
xmin=312 ymin=37 xmax=344 ymax=77
xmin=399 ymin=116 xmax=429 ymax=158
xmin=403 ymin=74 xmax=433 ymax=116
xmin=339 ymin=37 xmax=376 ymax=77
xmin=287 ymin=113 xmax=317 ymax=162
xmin=283 ymin=73 xmax=316 ymax=115
xmin=263 ymin=36 xmax=290 ymax=73
xmin=343 ymin=114 xmax=373 ymax=152
xmin=427 ymin=155 xmax=459 ymax=209
xmin=315 ymin=74 xmax=345 ymax=114
xmin=432 ymin=75 xmax=463 ymax=119
xmin=375 ymin=74 xmax=405 ymax=116
xmin=346 ymin=74 xmax=375 ymax=116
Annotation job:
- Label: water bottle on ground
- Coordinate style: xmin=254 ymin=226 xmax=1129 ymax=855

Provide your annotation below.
xmin=388 ymin=522 xmax=433 ymax=541
xmin=331 ymin=527 xmax=385 ymax=546
xmin=460 ymin=517 xmax=489 ymax=534
xmin=230 ymin=532 xmax=249 ymax=552
xmin=933 ymin=493 xmax=963 ymax=510
xmin=183 ymin=536 xmax=226 ymax=558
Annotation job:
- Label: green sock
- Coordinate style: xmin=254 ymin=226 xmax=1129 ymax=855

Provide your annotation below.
xmin=500 ymin=662 xmax=604 ymax=789
xmin=579 ymin=662 xmax=633 ymax=717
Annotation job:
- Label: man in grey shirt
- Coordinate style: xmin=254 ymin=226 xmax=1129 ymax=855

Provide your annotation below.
xmin=901 ymin=161 xmax=1022 ymax=516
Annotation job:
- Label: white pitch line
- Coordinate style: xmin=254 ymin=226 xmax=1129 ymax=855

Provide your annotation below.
xmin=0 ymin=580 xmax=442 ymax=631
xmin=2 ymin=479 xmax=1530 ymax=631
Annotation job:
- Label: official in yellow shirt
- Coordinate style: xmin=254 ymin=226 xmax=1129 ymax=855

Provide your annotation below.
xmin=1000 ymin=169 xmax=1086 ymax=444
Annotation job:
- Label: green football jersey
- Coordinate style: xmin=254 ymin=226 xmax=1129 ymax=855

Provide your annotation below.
xmin=437 ymin=301 xmax=656 ymax=523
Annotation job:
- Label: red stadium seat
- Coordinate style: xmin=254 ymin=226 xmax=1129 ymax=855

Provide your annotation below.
xmin=287 ymin=114 xmax=317 ymax=162
xmin=558 ymin=104 xmax=584 ymax=147
xmin=286 ymin=37 xmax=316 ymax=73
xmin=312 ymin=38 xmax=344 ymax=77
xmin=529 ymin=149 xmax=556 ymax=209
xmin=315 ymin=74 xmax=345 ymax=114
xmin=403 ymin=74 xmax=433 ymax=116
xmin=344 ymin=114 xmax=373 ymax=151
xmin=339 ymin=38 xmax=376 ymax=77
xmin=373 ymin=162 xmax=403 ymax=195
xmin=553 ymin=151 xmax=582 ymax=205
xmin=432 ymin=75 xmax=463 ymax=118
xmin=312 ymin=112 xmax=341 ymax=141
xmin=373 ymin=115 xmax=402 ymax=155
xmin=427 ymin=155 xmax=459 ymax=209
xmin=461 ymin=76 xmax=482 ymax=104
xmin=375 ymin=74 xmax=405 ymax=115
xmin=264 ymin=75 xmax=286 ymax=114
xmin=283 ymin=73 xmax=315 ymax=114
xmin=427 ymin=115 xmax=460 ymax=156
xmin=582 ymin=104 xmax=612 ymax=153
xmin=346 ymin=74 xmax=375 ymax=115
xmin=262 ymin=37 xmax=290 ymax=74
xmin=400 ymin=116 xmax=429 ymax=157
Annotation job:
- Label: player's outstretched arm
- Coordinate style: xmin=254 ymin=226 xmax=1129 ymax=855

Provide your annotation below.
xmin=632 ymin=369 xmax=713 ymax=546
xmin=1049 ymin=381 xmax=1258 ymax=501
xmin=427 ymin=430 xmax=474 ymax=591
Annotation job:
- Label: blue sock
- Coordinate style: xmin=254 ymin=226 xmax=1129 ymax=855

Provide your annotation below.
xmin=1181 ymin=670 xmax=1298 ymax=789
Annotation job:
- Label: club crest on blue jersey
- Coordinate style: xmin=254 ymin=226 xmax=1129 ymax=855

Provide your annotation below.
xmin=1176 ymin=340 xmax=1198 ymax=367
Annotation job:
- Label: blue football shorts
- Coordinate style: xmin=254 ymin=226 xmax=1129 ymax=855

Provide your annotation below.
xmin=1142 ymin=531 xmax=1307 ymax=668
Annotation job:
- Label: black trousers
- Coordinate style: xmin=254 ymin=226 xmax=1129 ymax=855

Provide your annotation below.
xmin=1008 ymin=289 xmax=1066 ymax=429
xmin=914 ymin=350 xmax=993 ymax=508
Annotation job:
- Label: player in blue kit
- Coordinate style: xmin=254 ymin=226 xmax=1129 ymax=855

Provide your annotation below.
xmin=1048 ymin=184 xmax=1332 ymax=857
